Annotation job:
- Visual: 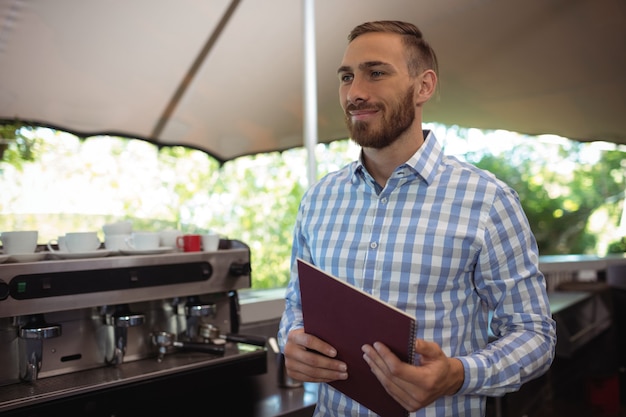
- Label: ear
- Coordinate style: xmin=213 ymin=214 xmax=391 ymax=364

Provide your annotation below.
xmin=415 ymin=69 xmax=437 ymax=105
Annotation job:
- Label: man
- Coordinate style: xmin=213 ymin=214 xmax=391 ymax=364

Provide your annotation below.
xmin=277 ymin=20 xmax=556 ymax=416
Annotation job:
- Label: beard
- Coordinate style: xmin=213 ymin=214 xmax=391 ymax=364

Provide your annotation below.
xmin=344 ymin=86 xmax=415 ymax=149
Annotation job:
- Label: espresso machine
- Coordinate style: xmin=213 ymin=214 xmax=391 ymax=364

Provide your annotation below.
xmin=0 ymin=240 xmax=267 ymax=415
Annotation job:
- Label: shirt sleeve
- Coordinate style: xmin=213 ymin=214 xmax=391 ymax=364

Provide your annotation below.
xmin=277 ymin=199 xmax=308 ymax=352
xmin=455 ymin=185 xmax=557 ymax=396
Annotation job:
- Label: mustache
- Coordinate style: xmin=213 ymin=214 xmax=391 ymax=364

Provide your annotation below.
xmin=345 ymin=103 xmax=381 ymax=113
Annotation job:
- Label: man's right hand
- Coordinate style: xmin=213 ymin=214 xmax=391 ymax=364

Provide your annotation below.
xmin=283 ymin=328 xmax=348 ymax=383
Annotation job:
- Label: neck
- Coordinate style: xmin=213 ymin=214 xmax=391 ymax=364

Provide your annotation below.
xmin=361 ymin=126 xmax=425 ymax=187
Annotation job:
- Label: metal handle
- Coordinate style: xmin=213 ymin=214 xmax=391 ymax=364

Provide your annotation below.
xmin=185 ymin=303 xmax=216 ymax=318
xmin=19 ymin=314 xmax=62 ymax=340
xmin=114 ymin=313 xmax=145 ymax=327
xmin=101 ymin=306 xmax=145 ymax=365
xmin=23 ymin=362 xmax=38 ymax=383
xmin=151 ymin=331 xmax=225 ymax=362
xmin=172 ymin=341 xmax=225 ymax=355
xmin=223 ymin=333 xmax=267 ymax=347
xmin=228 ymin=290 xmax=241 ymax=334
xmin=18 ymin=314 xmax=62 ymax=382
xmin=20 ymin=323 xmax=62 ymax=339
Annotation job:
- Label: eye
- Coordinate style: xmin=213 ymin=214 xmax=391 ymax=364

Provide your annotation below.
xmin=371 ymin=70 xmax=385 ymax=79
xmin=339 ymin=73 xmax=354 ymax=83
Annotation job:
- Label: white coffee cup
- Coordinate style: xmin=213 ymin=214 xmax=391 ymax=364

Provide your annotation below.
xmin=64 ymin=232 xmax=101 ymax=253
xmin=104 ymin=234 xmax=131 ymax=251
xmin=0 ymin=230 xmax=38 ymax=254
xmin=103 ymin=221 xmax=133 ymax=236
xmin=201 ymin=232 xmax=220 ymax=252
xmin=159 ymin=229 xmax=182 ymax=250
xmin=47 ymin=236 xmax=69 ymax=252
xmin=125 ymin=232 xmax=160 ymax=250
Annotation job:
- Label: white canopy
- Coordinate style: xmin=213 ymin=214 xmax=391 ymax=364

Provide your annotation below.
xmin=1 ymin=0 xmax=624 ymax=164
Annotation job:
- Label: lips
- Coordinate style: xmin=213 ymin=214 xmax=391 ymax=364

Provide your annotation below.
xmin=347 ymin=107 xmax=380 ymax=122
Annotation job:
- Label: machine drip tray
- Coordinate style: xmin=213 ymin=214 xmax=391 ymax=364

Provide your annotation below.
xmin=0 ymin=345 xmax=266 ymax=414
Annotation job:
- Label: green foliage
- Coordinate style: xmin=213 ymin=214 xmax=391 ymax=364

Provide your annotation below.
xmin=1 ymin=125 xmax=625 ymax=290
xmin=467 ymin=141 xmax=625 ymax=255
xmin=210 ymin=152 xmax=309 ymax=288
xmin=607 ymin=237 xmax=626 ymax=253
xmin=0 ymin=124 xmax=41 ymax=169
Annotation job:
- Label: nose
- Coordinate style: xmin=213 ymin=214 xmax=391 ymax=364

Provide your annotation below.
xmin=345 ymin=77 xmax=368 ymax=105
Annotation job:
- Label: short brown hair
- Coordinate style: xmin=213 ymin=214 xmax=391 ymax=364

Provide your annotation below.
xmin=348 ymin=21 xmax=438 ymax=78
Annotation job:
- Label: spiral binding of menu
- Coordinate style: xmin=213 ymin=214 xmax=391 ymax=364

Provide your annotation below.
xmin=297 ymin=258 xmax=417 ymax=417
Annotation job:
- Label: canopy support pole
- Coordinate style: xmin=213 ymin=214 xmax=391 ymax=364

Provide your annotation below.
xmin=303 ymin=0 xmax=318 ymax=186
xmin=150 ymin=0 xmax=241 ymax=141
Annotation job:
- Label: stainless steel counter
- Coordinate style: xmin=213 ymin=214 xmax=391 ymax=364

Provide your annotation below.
xmin=253 ymin=350 xmax=318 ymax=417
xmin=538 ymin=253 xmax=626 ymax=273
xmin=548 ymin=290 xmax=591 ymax=314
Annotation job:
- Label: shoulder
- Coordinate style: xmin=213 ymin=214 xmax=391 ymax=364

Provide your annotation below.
xmin=439 ymin=154 xmax=519 ymax=200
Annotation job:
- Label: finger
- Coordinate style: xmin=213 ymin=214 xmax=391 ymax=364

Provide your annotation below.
xmin=288 ymin=329 xmax=339 ymax=358
xmin=287 ymin=349 xmax=348 ymax=382
xmin=362 ymin=343 xmax=423 ymax=411
xmin=285 ymin=333 xmax=345 ymax=372
xmin=285 ymin=329 xmax=347 ymax=382
xmin=413 ymin=339 xmax=445 ymax=364
xmin=362 ymin=343 xmax=388 ymax=374
xmin=361 ymin=343 xmax=409 ymax=393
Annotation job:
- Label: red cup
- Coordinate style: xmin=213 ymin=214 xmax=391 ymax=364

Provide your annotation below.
xmin=176 ymin=234 xmax=202 ymax=252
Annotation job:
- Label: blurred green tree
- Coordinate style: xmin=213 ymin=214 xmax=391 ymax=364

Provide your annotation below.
xmin=1 ymin=125 xmax=624 ymax=289
xmin=467 ymin=141 xmax=625 ymax=254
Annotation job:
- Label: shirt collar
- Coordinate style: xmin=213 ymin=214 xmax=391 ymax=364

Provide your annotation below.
xmin=351 ymin=129 xmax=443 ymax=185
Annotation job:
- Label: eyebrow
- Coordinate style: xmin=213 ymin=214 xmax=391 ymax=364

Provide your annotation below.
xmin=337 ymin=61 xmax=392 ymax=74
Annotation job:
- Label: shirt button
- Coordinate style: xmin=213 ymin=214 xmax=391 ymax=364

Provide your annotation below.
xmin=380 ymin=197 xmax=387 ymax=204
xmin=370 ymin=242 xmax=378 ymax=249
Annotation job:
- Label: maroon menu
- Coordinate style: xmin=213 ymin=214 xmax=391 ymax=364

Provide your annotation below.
xmin=297 ymin=258 xmax=417 ymax=417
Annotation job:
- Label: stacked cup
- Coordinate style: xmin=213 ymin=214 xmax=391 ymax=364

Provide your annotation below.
xmin=1 ymin=230 xmax=39 ymax=255
xmin=201 ymin=231 xmax=220 ymax=252
xmin=175 ymin=231 xmax=221 ymax=252
xmin=48 ymin=232 xmax=101 ymax=254
xmin=125 ymin=231 xmax=160 ymax=251
xmin=102 ymin=221 xmax=133 ymax=252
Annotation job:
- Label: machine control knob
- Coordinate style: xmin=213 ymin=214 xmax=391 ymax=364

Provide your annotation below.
xmin=0 ymin=279 xmax=9 ymax=301
xmin=229 ymin=262 xmax=251 ymax=277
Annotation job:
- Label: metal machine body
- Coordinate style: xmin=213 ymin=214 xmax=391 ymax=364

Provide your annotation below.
xmin=0 ymin=241 xmax=266 ymax=413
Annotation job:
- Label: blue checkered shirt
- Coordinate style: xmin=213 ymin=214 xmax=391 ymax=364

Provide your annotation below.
xmin=278 ymin=130 xmax=556 ymax=417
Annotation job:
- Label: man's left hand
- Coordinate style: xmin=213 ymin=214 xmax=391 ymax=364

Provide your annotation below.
xmin=361 ymin=338 xmax=465 ymax=412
